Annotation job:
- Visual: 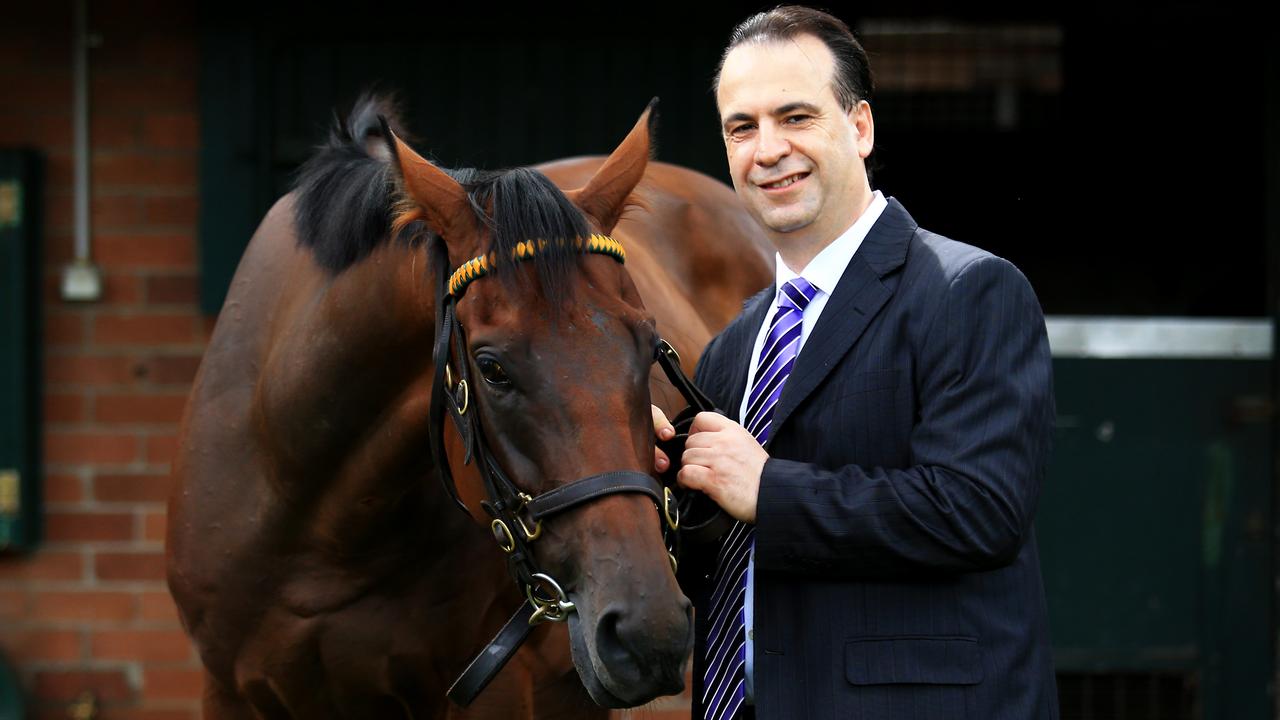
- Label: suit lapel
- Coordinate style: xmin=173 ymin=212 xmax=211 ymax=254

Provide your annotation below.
xmin=768 ymin=198 xmax=917 ymax=440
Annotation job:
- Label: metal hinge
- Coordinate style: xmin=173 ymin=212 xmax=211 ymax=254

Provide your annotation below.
xmin=0 ymin=469 xmax=19 ymax=514
xmin=0 ymin=180 xmax=21 ymax=229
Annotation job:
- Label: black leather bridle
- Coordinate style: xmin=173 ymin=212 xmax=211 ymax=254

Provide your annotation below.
xmin=427 ymin=239 xmax=725 ymax=706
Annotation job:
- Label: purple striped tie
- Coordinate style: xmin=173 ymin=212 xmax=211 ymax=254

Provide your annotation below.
xmin=702 ymin=276 xmax=817 ymax=720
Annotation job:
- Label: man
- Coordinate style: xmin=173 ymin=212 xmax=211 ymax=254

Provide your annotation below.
xmin=653 ymin=7 xmax=1059 ymax=719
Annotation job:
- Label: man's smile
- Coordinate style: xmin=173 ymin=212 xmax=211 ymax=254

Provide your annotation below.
xmin=757 ymin=171 xmax=811 ymax=192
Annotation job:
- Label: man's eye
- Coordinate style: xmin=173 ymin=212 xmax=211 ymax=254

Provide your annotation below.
xmin=476 ymin=357 xmax=511 ymax=387
xmin=728 ymin=124 xmax=756 ymax=137
xmin=784 ymin=114 xmax=811 ymax=124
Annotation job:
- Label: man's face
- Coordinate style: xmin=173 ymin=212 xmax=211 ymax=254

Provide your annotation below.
xmin=716 ymin=34 xmax=874 ymax=252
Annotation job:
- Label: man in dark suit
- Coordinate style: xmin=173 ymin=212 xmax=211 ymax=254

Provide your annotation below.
xmin=653 ymin=7 xmax=1058 ymax=719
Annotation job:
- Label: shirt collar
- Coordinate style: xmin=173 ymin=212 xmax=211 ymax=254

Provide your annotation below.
xmin=772 ymin=190 xmax=888 ymax=299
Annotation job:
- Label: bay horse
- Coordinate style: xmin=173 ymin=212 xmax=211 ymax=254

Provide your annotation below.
xmin=166 ymin=95 xmax=772 ymax=718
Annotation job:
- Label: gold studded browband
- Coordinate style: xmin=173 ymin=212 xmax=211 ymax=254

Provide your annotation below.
xmin=447 ymin=234 xmax=626 ymax=297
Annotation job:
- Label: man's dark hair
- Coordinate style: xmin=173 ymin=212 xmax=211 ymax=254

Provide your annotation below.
xmin=715 ymin=5 xmax=873 ymax=111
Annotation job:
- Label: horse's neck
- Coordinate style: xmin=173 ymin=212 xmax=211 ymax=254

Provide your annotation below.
xmin=255 ymin=242 xmax=464 ymax=548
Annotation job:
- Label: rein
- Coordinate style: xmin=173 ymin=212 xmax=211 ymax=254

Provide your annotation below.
xmin=429 ymin=236 xmax=723 ymax=707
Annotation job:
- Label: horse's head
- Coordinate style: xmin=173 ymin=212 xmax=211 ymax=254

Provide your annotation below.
xmin=387 ymin=102 xmax=692 ymax=707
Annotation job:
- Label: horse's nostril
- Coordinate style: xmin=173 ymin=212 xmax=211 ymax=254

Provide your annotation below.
xmin=593 ymin=601 xmax=690 ymax=698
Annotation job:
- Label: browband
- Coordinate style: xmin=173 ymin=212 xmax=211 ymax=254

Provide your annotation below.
xmin=448 ymin=234 xmax=626 ymax=297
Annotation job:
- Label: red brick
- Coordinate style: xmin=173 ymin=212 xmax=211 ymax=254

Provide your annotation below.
xmin=95 ymin=392 xmax=188 ymax=425
xmin=143 ymin=195 xmax=198 ymax=226
xmin=94 ymin=473 xmax=173 ymax=503
xmin=0 ymin=629 xmax=81 ymax=662
xmin=144 ymin=112 xmax=198 ymax=150
xmin=45 ymin=353 xmax=141 ymax=386
xmin=45 ymin=151 xmax=73 ymax=190
xmin=44 ymin=392 xmax=87 ymax=423
xmin=0 ymin=70 xmax=71 ymax=111
xmin=44 ymin=311 xmax=86 ymax=347
xmin=144 ymin=668 xmax=203 ymax=700
xmin=146 ymin=434 xmax=180 ymax=465
xmin=43 ymin=192 xmax=73 ymax=235
xmin=0 ymin=551 xmax=83 ymax=581
xmin=94 ymin=313 xmax=198 ymax=345
xmin=45 ymin=511 xmax=134 ymax=542
xmin=95 ymin=551 xmax=166 ymax=581
xmin=103 ymin=272 xmax=145 ymax=305
xmin=45 ymin=430 xmax=139 ymax=464
xmin=92 ymin=113 xmax=142 ymax=149
xmin=142 ymin=354 xmax=202 ymax=385
xmin=145 ymin=274 xmax=198 ymax=304
xmin=143 ymin=511 xmax=167 ymax=542
xmin=139 ymin=591 xmax=181 ymax=623
xmin=93 ymin=153 xmax=197 ymax=190
xmin=28 ymin=591 xmax=135 ymax=622
xmin=96 ymin=234 xmax=195 ymax=269
xmin=92 ymin=629 xmax=193 ymax=662
xmin=44 ymin=230 xmax=74 ymax=264
xmin=0 ymin=590 xmax=27 ymax=620
xmin=0 ymin=112 xmax=72 ymax=149
xmin=34 ymin=669 xmax=133 ymax=703
xmin=43 ymin=472 xmax=85 ymax=503
xmin=93 ymin=194 xmax=144 ymax=229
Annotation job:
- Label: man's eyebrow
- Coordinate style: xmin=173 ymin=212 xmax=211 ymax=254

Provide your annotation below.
xmin=721 ymin=101 xmax=823 ymax=130
xmin=774 ymin=101 xmax=821 ymax=116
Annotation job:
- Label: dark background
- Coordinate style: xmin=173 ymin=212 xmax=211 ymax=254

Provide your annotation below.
xmin=198 ymin=1 xmax=1275 ymax=318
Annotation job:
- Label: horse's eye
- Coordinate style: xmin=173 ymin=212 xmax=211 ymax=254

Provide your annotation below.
xmin=476 ymin=356 xmax=511 ymax=387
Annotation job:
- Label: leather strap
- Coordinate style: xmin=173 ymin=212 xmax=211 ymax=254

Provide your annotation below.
xmin=525 ymin=471 xmax=664 ymax=520
xmin=446 ymin=600 xmax=536 ymax=707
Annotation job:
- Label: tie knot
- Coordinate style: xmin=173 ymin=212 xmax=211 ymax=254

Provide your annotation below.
xmin=778 ymin=277 xmax=818 ymax=312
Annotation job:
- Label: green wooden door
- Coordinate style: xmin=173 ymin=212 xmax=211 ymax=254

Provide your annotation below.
xmin=0 ymin=150 xmax=43 ymax=553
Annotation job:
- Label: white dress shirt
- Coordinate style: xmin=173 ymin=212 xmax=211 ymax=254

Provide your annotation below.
xmin=739 ymin=190 xmax=888 ymax=700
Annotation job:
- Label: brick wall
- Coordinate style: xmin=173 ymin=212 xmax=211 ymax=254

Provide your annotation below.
xmin=0 ymin=2 xmax=206 ymax=718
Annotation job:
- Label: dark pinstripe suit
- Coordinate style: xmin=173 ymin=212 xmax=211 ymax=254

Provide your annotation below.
xmin=683 ymin=198 xmax=1059 ymax=719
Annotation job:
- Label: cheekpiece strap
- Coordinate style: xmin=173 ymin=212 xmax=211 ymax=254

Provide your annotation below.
xmin=448 ymin=234 xmax=626 ymax=297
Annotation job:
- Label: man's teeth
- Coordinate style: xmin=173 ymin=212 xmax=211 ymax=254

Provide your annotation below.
xmin=764 ymin=175 xmax=802 ymax=189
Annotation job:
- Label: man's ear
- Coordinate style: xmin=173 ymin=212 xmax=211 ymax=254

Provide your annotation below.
xmin=851 ymin=100 xmax=874 ymax=160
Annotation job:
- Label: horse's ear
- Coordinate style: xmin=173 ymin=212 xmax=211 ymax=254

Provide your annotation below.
xmin=567 ymin=98 xmax=657 ymax=234
xmin=381 ymin=117 xmax=472 ymax=245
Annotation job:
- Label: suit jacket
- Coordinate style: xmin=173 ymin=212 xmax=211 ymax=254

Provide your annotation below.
xmin=682 ymin=198 xmax=1059 ymax=719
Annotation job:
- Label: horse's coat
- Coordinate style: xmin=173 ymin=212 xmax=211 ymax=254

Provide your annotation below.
xmin=166 ymin=97 xmax=772 ymax=719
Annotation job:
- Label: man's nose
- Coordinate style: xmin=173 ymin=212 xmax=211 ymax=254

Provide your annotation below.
xmin=754 ymin=122 xmax=789 ymax=167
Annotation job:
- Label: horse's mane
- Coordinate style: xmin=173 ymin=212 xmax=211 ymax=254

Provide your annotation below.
xmin=292 ymin=93 xmax=588 ymax=303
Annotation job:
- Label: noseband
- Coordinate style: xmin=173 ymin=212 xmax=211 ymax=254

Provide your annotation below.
xmin=429 ymin=235 xmax=720 ymax=706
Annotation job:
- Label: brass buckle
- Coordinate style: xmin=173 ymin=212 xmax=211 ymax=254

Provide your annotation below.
xmin=491 ymin=519 xmax=516 ymax=553
xmin=662 ymin=486 xmax=679 ymax=531
xmin=515 ymin=492 xmax=543 ymax=541
xmin=455 ymin=379 xmax=469 ymax=415
xmin=526 ymin=573 xmax=575 ymax=624
xmin=444 ymin=364 xmax=469 ymax=415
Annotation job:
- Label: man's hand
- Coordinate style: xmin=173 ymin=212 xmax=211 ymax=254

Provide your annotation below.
xmin=651 ymin=405 xmax=675 ymax=473
xmin=678 ymin=411 xmax=767 ymax=523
